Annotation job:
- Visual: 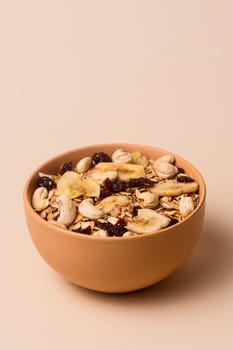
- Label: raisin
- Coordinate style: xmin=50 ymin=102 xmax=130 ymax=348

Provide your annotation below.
xmin=59 ymin=162 xmax=73 ymax=175
xmin=95 ymin=219 xmax=127 ymax=237
xmin=108 ymin=219 xmax=127 ymax=237
xmin=127 ymin=177 xmax=154 ymax=188
xmin=177 ymin=175 xmax=194 ymax=183
xmin=37 ymin=176 xmax=55 ymax=190
xmin=168 ymin=218 xmax=179 ymax=227
xmin=92 ymin=152 xmax=112 ymax=164
xmin=177 ymin=167 xmax=185 ymax=174
xmin=111 ymin=180 xmax=127 ymax=193
xmin=100 ymin=178 xmax=112 ymax=198
xmin=73 ymin=226 xmax=92 ymax=235
xmin=132 ymin=206 xmax=142 ymax=217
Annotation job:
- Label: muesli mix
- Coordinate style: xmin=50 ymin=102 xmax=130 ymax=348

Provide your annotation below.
xmin=31 ymin=149 xmax=200 ymax=237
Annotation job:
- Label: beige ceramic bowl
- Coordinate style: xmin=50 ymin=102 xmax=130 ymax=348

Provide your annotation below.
xmin=23 ymin=144 xmax=206 ymax=293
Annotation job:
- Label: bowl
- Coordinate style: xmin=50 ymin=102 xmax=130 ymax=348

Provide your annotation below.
xmin=23 ymin=144 xmax=206 ymax=293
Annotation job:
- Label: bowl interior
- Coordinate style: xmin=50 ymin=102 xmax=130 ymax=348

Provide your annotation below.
xmin=24 ymin=143 xmax=206 ymax=238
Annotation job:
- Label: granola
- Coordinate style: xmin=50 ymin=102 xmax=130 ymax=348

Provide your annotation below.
xmin=31 ymin=149 xmax=200 ymax=237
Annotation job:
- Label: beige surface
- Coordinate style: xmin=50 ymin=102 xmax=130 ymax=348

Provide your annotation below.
xmin=0 ymin=1 xmax=233 ymax=349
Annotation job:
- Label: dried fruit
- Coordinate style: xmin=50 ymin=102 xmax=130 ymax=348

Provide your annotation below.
xmin=37 ymin=176 xmax=55 ymax=190
xmin=92 ymin=152 xmax=111 ymax=164
xmin=111 ymin=180 xmax=127 ymax=193
xmin=177 ymin=167 xmax=185 ymax=174
xmin=100 ymin=178 xmax=112 ymax=198
xmin=132 ymin=206 xmax=142 ymax=217
xmin=168 ymin=217 xmax=179 ymax=226
xmin=127 ymin=177 xmax=154 ymax=188
xmin=92 ymin=162 xmax=145 ymax=181
xmin=177 ymin=175 xmax=194 ymax=183
xmin=59 ymin=162 xmax=73 ymax=175
xmin=95 ymin=218 xmax=127 ymax=237
xmin=73 ymin=226 xmax=92 ymax=235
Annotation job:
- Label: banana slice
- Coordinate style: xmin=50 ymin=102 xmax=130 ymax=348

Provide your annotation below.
xmin=131 ymin=152 xmax=148 ymax=168
xmin=126 ymin=209 xmax=170 ymax=234
xmin=88 ymin=170 xmax=118 ymax=183
xmin=150 ymin=181 xmax=199 ymax=197
xmin=92 ymin=162 xmax=145 ymax=181
xmin=57 ymin=171 xmax=100 ymax=198
xmin=97 ymin=195 xmax=129 ymax=214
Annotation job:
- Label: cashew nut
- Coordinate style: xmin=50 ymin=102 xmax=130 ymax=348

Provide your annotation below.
xmin=79 ymin=198 xmax=104 ymax=220
xmin=56 ymin=194 xmax=76 ymax=226
xmin=179 ymin=196 xmax=194 ymax=218
xmin=154 ymin=162 xmax=178 ymax=179
xmin=32 ymin=187 xmax=49 ymax=211
xmin=155 ymin=154 xmax=175 ymax=164
xmin=112 ymin=149 xmax=132 ymax=163
xmin=75 ymin=157 xmax=92 ymax=173
xmin=152 ymin=154 xmax=177 ymax=179
xmin=136 ymin=191 xmax=159 ymax=209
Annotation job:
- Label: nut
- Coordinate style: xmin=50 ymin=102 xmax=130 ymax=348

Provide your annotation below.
xmin=179 ymin=196 xmax=194 ymax=218
xmin=131 ymin=152 xmax=148 ymax=168
xmin=112 ymin=149 xmax=132 ymax=163
xmin=78 ymin=198 xmax=104 ymax=220
xmin=56 ymin=194 xmax=76 ymax=226
xmin=154 ymin=162 xmax=178 ymax=179
xmin=155 ymin=154 xmax=175 ymax=164
xmin=136 ymin=191 xmax=159 ymax=209
xmin=75 ymin=157 xmax=92 ymax=173
xmin=32 ymin=187 xmax=49 ymax=211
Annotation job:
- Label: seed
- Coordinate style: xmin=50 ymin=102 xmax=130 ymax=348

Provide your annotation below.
xmin=177 ymin=175 xmax=194 ymax=183
xmin=59 ymin=162 xmax=73 ymax=175
xmin=92 ymin=152 xmax=112 ymax=164
xmin=37 ymin=176 xmax=55 ymax=190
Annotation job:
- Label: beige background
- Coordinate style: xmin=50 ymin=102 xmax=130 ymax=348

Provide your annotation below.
xmin=1 ymin=1 xmax=233 ymax=349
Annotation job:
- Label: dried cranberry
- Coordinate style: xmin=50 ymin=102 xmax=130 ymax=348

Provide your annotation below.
xmin=37 ymin=176 xmax=55 ymax=190
xmin=92 ymin=152 xmax=111 ymax=164
xmin=177 ymin=167 xmax=185 ymax=174
xmin=73 ymin=226 xmax=92 ymax=235
xmin=127 ymin=177 xmax=154 ymax=188
xmin=177 ymin=175 xmax=194 ymax=183
xmin=59 ymin=162 xmax=73 ymax=175
xmin=132 ymin=206 xmax=142 ymax=217
xmin=95 ymin=221 xmax=109 ymax=231
xmin=95 ymin=219 xmax=127 ymax=237
xmin=168 ymin=218 xmax=179 ymax=227
xmin=111 ymin=180 xmax=127 ymax=193
xmin=108 ymin=218 xmax=127 ymax=237
xmin=100 ymin=178 xmax=112 ymax=198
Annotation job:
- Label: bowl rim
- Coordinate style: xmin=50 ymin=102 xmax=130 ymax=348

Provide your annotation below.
xmin=23 ymin=143 xmax=206 ymax=241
